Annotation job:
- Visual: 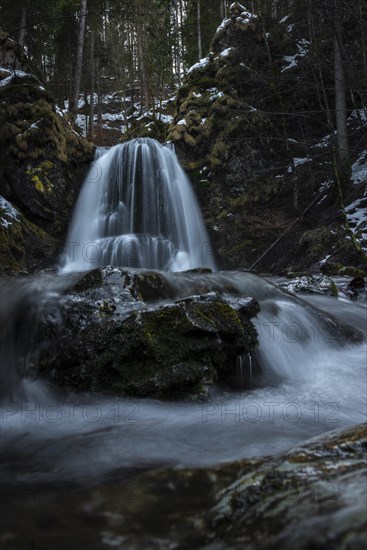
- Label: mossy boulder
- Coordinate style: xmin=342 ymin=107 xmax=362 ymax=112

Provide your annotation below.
xmin=0 ymin=196 xmax=56 ymax=273
xmin=27 ymin=268 xmax=259 ymax=399
xmin=37 ymin=294 xmax=258 ymax=399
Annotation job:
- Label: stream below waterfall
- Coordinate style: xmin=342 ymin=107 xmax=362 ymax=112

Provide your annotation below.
xmin=1 ymin=274 xmax=365 ymax=487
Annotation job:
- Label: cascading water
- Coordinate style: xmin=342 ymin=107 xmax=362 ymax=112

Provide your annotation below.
xmin=1 ymin=270 xmax=365 ymax=486
xmin=60 ymin=138 xmax=216 ymax=272
xmin=0 ymin=136 xmax=366 ymax=494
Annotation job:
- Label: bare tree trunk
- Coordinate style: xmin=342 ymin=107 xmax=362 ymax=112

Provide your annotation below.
xmin=220 ymin=0 xmax=227 ymax=19
xmin=136 ymin=3 xmax=150 ymax=109
xmin=19 ymin=5 xmax=27 ymax=48
xmin=197 ymin=0 xmax=202 ymax=60
xmin=89 ymin=29 xmax=95 ymax=138
xmin=334 ymin=18 xmax=350 ymax=186
xmin=179 ymin=0 xmax=185 ymax=74
xmin=359 ymin=0 xmax=367 ymax=100
xmin=69 ymin=0 xmax=88 ymax=122
xmin=175 ymin=0 xmax=182 ymax=86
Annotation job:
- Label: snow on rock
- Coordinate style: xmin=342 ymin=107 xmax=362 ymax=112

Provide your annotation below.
xmin=216 ymin=18 xmax=231 ymax=32
xmin=240 ymin=10 xmax=258 ymax=22
xmin=55 ymin=106 xmax=65 ymax=118
xmin=208 ymin=87 xmax=225 ymax=101
xmin=0 ymin=68 xmax=39 ymax=87
xmin=230 ymin=2 xmax=246 ymax=10
xmin=312 ymin=134 xmax=333 ymax=149
xmin=279 ymin=14 xmax=290 ymax=24
xmin=293 ymin=157 xmax=311 ymax=166
xmin=345 ymin=194 xmax=367 ymax=251
xmin=158 ymin=114 xmax=173 ymax=124
xmin=103 ymin=113 xmax=125 ymax=122
xmin=351 ymin=150 xmax=367 ymax=184
xmin=348 ymin=109 xmax=367 ymax=127
xmin=75 ymin=114 xmax=87 ymax=136
xmin=220 ymin=47 xmax=234 ymax=58
xmin=0 ymin=196 xmax=20 ymax=228
xmin=187 ymin=57 xmax=210 ymax=75
xmin=282 ymin=39 xmax=309 ymax=72
xmin=177 ymin=119 xmax=186 ymax=126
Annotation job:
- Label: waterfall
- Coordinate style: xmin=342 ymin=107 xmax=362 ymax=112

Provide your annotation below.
xmin=60 ymin=138 xmax=215 ymax=273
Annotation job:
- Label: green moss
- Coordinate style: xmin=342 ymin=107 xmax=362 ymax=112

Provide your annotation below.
xmin=299 ymin=227 xmax=336 ymax=262
xmin=338 ymin=266 xmax=366 ymax=277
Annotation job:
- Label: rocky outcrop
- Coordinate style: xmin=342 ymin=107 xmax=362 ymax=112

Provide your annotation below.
xmin=31 ymin=268 xmax=259 ymax=399
xmin=0 ymin=31 xmax=94 ymax=274
xmin=168 ymin=3 xmax=367 ymax=274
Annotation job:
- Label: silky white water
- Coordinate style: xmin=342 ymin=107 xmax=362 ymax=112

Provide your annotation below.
xmin=60 ymin=138 xmax=215 ymax=272
xmin=1 ymin=273 xmax=365 ymax=485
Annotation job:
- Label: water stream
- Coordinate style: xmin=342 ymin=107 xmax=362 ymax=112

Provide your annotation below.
xmin=0 ymin=138 xmax=365 ymax=490
xmin=1 ymin=272 xmax=365 ymax=486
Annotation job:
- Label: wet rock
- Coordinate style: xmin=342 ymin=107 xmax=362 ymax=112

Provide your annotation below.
xmin=36 ymin=295 xmax=258 ymax=399
xmin=205 ymin=423 xmax=367 ymax=549
xmin=33 ymin=269 xmax=259 ymax=399
xmin=341 ymin=276 xmax=367 ymax=302
xmin=279 ymin=275 xmax=338 ymax=297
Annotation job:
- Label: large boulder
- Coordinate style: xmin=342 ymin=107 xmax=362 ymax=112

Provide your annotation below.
xmin=30 ymin=268 xmax=259 ymax=399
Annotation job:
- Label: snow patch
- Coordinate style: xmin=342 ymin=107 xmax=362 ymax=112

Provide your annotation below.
xmin=177 ymin=119 xmax=186 ymax=126
xmin=293 ymin=157 xmax=311 ymax=166
xmin=230 ymin=2 xmax=246 ymax=9
xmin=348 ymin=109 xmax=367 ymax=126
xmin=282 ymin=39 xmax=309 ymax=72
xmin=0 ymin=196 xmax=20 ymax=228
xmin=351 ymin=150 xmax=367 ymax=184
xmin=0 ymin=69 xmax=37 ymax=87
xmin=187 ymin=57 xmax=210 ymax=75
xmin=103 ymin=113 xmax=125 ymax=122
xmin=312 ymin=134 xmax=332 ymax=149
xmin=208 ymin=88 xmax=225 ymax=101
xmin=345 ymin=195 xmax=367 ymax=251
xmin=216 ymin=18 xmax=231 ymax=32
xmin=158 ymin=114 xmax=173 ymax=124
xmin=220 ymin=47 xmax=234 ymax=58
xmin=240 ymin=10 xmax=258 ymax=23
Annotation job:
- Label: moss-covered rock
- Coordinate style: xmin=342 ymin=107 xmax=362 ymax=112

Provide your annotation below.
xmin=37 ymin=294 xmax=258 ymax=399
xmin=0 ymin=196 xmax=56 ymax=273
xmin=0 ymin=36 xmax=95 ymax=273
xmin=26 ymin=268 xmax=259 ymax=399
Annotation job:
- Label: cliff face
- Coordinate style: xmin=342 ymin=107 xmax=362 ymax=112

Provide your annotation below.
xmin=168 ymin=3 xmax=367 ymax=274
xmin=0 ymin=31 xmax=95 ymax=274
